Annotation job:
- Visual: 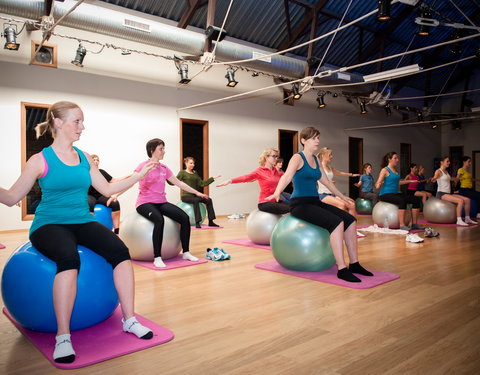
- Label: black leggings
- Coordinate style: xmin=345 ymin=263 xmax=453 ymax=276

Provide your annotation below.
xmin=181 ymin=195 xmax=216 ymax=223
xmin=136 ymin=202 xmax=190 ymax=258
xmin=290 ymin=197 xmax=355 ymax=233
xmin=30 ymin=222 xmax=130 ymax=274
xmin=88 ymin=195 xmax=120 ymax=212
xmin=258 ymin=201 xmax=290 ymax=215
xmin=379 ymin=193 xmax=421 ymax=209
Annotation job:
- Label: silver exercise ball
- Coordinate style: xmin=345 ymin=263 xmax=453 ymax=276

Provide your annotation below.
xmin=372 ymin=201 xmax=401 ymax=229
xmin=120 ymin=212 xmax=181 ymax=261
xmin=423 ymin=197 xmax=456 ymax=224
xmin=246 ymin=209 xmax=282 ymax=245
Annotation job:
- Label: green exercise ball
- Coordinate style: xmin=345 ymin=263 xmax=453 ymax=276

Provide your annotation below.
xmin=271 ymin=215 xmax=335 ymax=272
xmin=176 ymin=201 xmax=207 ymax=225
xmin=355 ymin=198 xmax=373 ymax=215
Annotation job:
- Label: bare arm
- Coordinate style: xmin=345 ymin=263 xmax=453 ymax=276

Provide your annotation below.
xmin=319 ymin=164 xmax=352 ymax=203
xmin=332 ymin=167 xmax=360 ymax=178
xmin=167 ymin=175 xmax=208 ymax=198
xmin=0 ymin=153 xmax=44 ymax=207
xmin=430 ymin=170 xmax=442 ymax=183
xmin=375 ymin=168 xmax=388 ymax=190
xmin=266 ymin=154 xmax=302 ymax=201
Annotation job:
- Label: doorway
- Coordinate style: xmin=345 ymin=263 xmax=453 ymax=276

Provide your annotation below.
xmin=278 ymin=129 xmax=298 ymax=193
xmin=348 ymin=137 xmax=363 ymax=199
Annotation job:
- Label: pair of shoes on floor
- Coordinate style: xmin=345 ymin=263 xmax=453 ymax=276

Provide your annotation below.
xmin=227 ymin=213 xmax=241 ymax=219
xmin=206 ymin=247 xmax=231 ymax=261
xmin=424 ymin=227 xmax=439 ymax=237
xmin=406 ymin=233 xmax=424 ymax=243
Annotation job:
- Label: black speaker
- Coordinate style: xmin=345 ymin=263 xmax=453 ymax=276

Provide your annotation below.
xmin=205 ymin=25 xmax=227 ymax=42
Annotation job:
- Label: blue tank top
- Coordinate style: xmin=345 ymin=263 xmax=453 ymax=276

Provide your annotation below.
xmin=291 ymin=152 xmax=322 ymax=198
xmin=379 ymin=166 xmax=400 ymax=196
xmin=30 ymin=146 xmax=96 ymax=235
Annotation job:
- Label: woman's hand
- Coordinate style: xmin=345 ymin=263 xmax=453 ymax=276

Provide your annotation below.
xmin=216 ymin=179 xmax=232 ymax=187
xmin=106 ymin=194 xmax=118 ymax=207
xmin=212 ymin=175 xmax=221 ymax=180
xmin=138 ymin=161 xmax=158 ymax=178
xmin=196 ymin=192 xmax=208 ymax=199
xmin=265 ymin=192 xmax=280 ymax=202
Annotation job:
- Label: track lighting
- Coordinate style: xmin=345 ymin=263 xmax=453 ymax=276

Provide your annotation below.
xmin=417 ymin=111 xmax=424 ymax=122
xmin=3 ymin=24 xmax=19 ymax=50
xmin=377 ymin=0 xmax=391 ymax=21
xmin=316 ymin=93 xmax=326 ymax=108
xmin=449 ymin=30 xmax=463 ymax=54
xmin=225 ymin=69 xmax=238 ymax=87
xmin=178 ymin=62 xmax=190 ymax=84
xmin=71 ymin=43 xmax=86 ymax=67
xmin=417 ymin=8 xmax=432 ymax=36
xmin=385 ymin=102 xmax=392 ymax=116
xmin=360 ymin=101 xmax=368 ymax=114
xmin=292 ymin=84 xmax=302 ymax=100
xmin=431 ymin=122 xmax=438 ymax=129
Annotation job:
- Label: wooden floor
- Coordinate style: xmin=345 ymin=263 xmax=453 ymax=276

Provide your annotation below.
xmin=0 ymin=216 xmax=479 ymax=375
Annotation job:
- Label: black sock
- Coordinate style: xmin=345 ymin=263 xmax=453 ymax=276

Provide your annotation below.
xmin=208 ymin=221 xmax=219 ymax=227
xmin=114 ymin=228 xmax=119 ymax=234
xmin=195 ymin=223 xmax=202 ymax=228
xmin=349 ymin=262 xmax=373 ymax=276
xmin=337 ymin=267 xmax=361 ymax=282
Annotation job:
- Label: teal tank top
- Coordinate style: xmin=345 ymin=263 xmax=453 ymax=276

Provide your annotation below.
xmin=291 ymin=152 xmax=322 ymax=198
xmin=379 ymin=166 xmax=400 ymax=196
xmin=29 ymin=146 xmax=96 ymax=235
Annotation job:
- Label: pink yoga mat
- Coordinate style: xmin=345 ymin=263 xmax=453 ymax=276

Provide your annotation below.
xmin=191 ymin=225 xmax=223 ymax=230
xmin=0 ymin=243 xmax=5 ymax=249
xmin=222 ymin=238 xmax=271 ymax=250
xmin=255 ymin=261 xmax=400 ymax=289
xmin=132 ymin=255 xmax=208 ymax=270
xmin=418 ymin=219 xmax=478 ymax=227
xmin=3 ymin=306 xmax=174 ymax=370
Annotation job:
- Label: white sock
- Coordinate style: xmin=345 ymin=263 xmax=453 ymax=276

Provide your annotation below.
xmin=122 ymin=316 xmax=153 ymax=339
xmin=153 ymin=257 xmax=166 ymax=268
xmin=456 ymin=218 xmax=468 ymax=226
xmin=182 ymin=252 xmax=198 ymax=261
xmin=53 ymin=334 xmax=75 ymax=363
xmin=465 ymin=216 xmax=478 ymax=224
xmin=477 ymin=213 xmax=480 ymax=219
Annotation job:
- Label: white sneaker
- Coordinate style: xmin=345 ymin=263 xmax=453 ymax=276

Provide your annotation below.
xmin=465 ymin=217 xmax=478 ymax=225
xmin=456 ymin=219 xmax=469 ymax=226
xmin=356 ymin=231 xmax=366 ymax=238
xmin=406 ymin=234 xmax=424 ymax=243
xmin=228 ymin=213 xmax=240 ymax=219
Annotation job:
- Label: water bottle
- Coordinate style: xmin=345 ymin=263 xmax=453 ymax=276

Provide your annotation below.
xmin=383 ymin=216 xmax=389 ymax=229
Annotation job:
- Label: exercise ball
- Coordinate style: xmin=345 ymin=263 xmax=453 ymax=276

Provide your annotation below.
xmin=94 ymin=204 xmax=113 ymax=230
xmin=1 ymin=242 xmax=118 ymax=333
xmin=423 ymin=197 xmax=456 ymax=224
xmin=355 ymin=198 xmax=373 ymax=215
xmin=372 ymin=202 xmax=400 ymax=229
xmin=176 ymin=201 xmax=206 ymax=225
xmin=246 ymin=209 xmax=281 ymax=245
xmin=270 ymin=215 xmax=335 ymax=271
xmin=120 ymin=212 xmax=181 ymax=261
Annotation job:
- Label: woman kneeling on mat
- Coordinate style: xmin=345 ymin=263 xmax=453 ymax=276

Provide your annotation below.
xmin=176 ymin=156 xmax=220 ymax=228
xmin=431 ymin=156 xmax=477 ymax=226
xmin=268 ymin=127 xmax=373 ymax=283
xmin=217 ymin=147 xmax=290 ymax=215
xmin=135 ymin=138 xmax=208 ymax=268
xmin=0 ymin=101 xmax=155 ymax=363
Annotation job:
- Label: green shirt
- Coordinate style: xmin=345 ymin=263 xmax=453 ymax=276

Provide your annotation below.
xmin=176 ymin=170 xmax=214 ymax=197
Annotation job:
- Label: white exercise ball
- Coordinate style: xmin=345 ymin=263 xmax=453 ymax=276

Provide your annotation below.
xmin=246 ymin=209 xmax=282 ymax=245
xmin=423 ymin=197 xmax=456 ymax=224
xmin=372 ymin=201 xmax=401 ymax=229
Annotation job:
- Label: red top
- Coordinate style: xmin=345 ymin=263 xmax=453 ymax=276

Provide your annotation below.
xmin=231 ymin=167 xmax=284 ymax=203
xmin=406 ymin=173 xmax=419 ymax=191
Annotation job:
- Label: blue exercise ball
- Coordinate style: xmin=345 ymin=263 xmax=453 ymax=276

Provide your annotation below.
xmin=271 ymin=215 xmax=335 ymax=272
xmin=176 ymin=201 xmax=206 ymax=225
xmin=355 ymin=198 xmax=373 ymax=215
xmin=1 ymin=242 xmax=119 ymax=333
xmin=94 ymin=204 xmax=113 ymax=230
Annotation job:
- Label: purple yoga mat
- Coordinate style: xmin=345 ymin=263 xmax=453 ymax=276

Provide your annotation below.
xmin=418 ymin=219 xmax=477 ymax=227
xmin=132 ymin=255 xmax=208 ymax=270
xmin=191 ymin=225 xmax=223 ymax=230
xmin=222 ymin=238 xmax=271 ymax=250
xmin=255 ymin=261 xmax=400 ymax=289
xmin=3 ymin=306 xmax=174 ymax=370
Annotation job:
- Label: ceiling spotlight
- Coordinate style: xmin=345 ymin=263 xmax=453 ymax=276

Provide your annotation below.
xmin=317 ymin=93 xmax=326 ymax=108
xmin=417 ymin=8 xmax=432 ymax=36
xmin=449 ymin=30 xmax=463 ymax=55
xmin=417 ymin=111 xmax=424 ymax=121
xmin=71 ymin=43 xmax=86 ymax=67
xmin=3 ymin=24 xmax=20 ymax=50
xmin=225 ymin=69 xmax=238 ymax=87
xmin=360 ymin=101 xmax=368 ymax=114
xmin=431 ymin=122 xmax=438 ymax=129
xmin=178 ymin=62 xmax=190 ymax=84
xmin=292 ymin=84 xmax=302 ymax=100
xmin=377 ymin=0 xmax=391 ymax=21
xmin=385 ymin=102 xmax=392 ymax=116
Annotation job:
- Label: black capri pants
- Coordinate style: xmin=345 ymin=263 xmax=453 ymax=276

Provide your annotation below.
xmin=379 ymin=192 xmax=421 ymax=209
xmin=181 ymin=195 xmax=216 ymax=223
xmin=30 ymin=221 xmax=130 ymax=274
xmin=88 ymin=194 xmax=120 ymax=212
xmin=136 ymin=202 xmax=191 ymax=258
xmin=290 ymin=197 xmax=356 ymax=233
xmin=258 ymin=201 xmax=290 ymax=215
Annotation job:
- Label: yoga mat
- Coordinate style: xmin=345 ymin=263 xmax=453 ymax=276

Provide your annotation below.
xmin=255 ymin=261 xmax=400 ymax=289
xmin=3 ymin=306 xmax=174 ymax=370
xmin=132 ymin=255 xmax=208 ymax=270
xmin=418 ymin=219 xmax=478 ymax=227
xmin=0 ymin=243 xmax=5 ymax=249
xmin=191 ymin=225 xmax=223 ymax=230
xmin=222 ymin=238 xmax=271 ymax=250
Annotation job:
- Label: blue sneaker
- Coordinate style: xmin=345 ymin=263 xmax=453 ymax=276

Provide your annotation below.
xmin=206 ymin=248 xmax=224 ymax=261
xmin=215 ymin=247 xmax=231 ymax=260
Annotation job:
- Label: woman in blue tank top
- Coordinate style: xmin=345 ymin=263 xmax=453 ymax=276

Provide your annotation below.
xmin=269 ymin=127 xmax=372 ymax=283
xmin=0 ymin=101 xmax=156 ymax=363
xmin=375 ymin=152 xmax=422 ymax=230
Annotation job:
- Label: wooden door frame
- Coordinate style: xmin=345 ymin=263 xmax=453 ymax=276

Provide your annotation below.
xmin=348 ymin=137 xmax=363 ymax=198
xmin=277 ymin=129 xmax=299 ymax=154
